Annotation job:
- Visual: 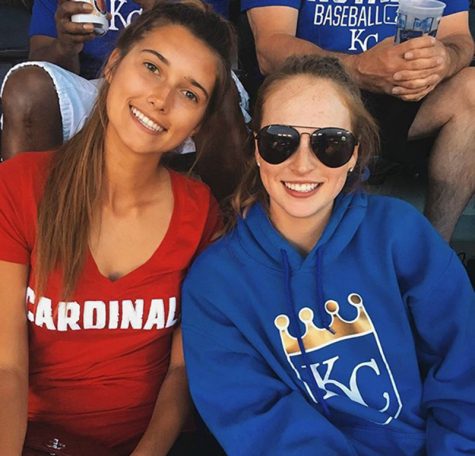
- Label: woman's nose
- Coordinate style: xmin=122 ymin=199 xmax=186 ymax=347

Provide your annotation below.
xmin=147 ymin=85 xmax=172 ymax=112
xmin=290 ymin=133 xmax=317 ymax=174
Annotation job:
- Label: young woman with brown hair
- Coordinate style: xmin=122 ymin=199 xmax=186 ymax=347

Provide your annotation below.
xmin=0 ymin=2 xmax=243 ymax=454
xmin=182 ymin=56 xmax=475 ymax=455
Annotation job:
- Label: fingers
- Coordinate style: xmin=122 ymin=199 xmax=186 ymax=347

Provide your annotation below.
xmin=393 ymin=57 xmax=441 ymax=79
xmin=392 ymin=73 xmax=441 ymax=91
xmin=55 ymin=0 xmax=96 ymax=46
xmin=399 ymin=87 xmax=434 ymax=102
xmin=398 ymin=35 xmax=437 ymax=54
xmin=392 ymin=36 xmax=448 ymax=89
xmin=403 ymin=55 xmax=443 ymax=71
xmin=58 ymin=17 xmax=95 ymax=36
xmin=404 ymin=47 xmax=443 ymax=61
xmin=55 ymin=0 xmax=95 ymax=35
xmin=392 ymin=84 xmax=435 ymax=102
xmin=393 ymin=68 xmax=442 ymax=85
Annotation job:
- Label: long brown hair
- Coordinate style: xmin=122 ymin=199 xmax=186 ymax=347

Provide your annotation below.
xmin=227 ymin=56 xmax=380 ymax=229
xmin=35 ymin=1 xmax=245 ymax=298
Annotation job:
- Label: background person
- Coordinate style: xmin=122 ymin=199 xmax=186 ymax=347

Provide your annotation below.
xmin=242 ymin=0 xmax=475 ymax=242
xmin=182 ymin=55 xmax=475 ymax=456
xmin=0 ymin=3 xmax=242 ymax=454
xmin=0 ymin=0 xmax=143 ymax=156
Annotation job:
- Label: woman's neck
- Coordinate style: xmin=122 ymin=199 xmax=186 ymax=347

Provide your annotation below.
xmin=269 ymin=205 xmax=333 ymax=256
xmin=102 ymin=142 xmax=166 ymax=209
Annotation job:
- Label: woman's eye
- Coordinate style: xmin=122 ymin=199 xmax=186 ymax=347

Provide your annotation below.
xmin=183 ymin=90 xmax=198 ymax=103
xmin=144 ymin=62 xmax=160 ymax=74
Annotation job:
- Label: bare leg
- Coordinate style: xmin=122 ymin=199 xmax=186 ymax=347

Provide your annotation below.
xmin=408 ymin=67 xmax=475 ymax=241
xmin=1 ymin=66 xmax=62 ymax=160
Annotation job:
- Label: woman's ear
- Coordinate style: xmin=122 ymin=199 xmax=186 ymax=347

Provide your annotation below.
xmin=104 ymin=49 xmax=121 ymax=83
xmin=254 ymin=143 xmax=261 ymax=168
xmin=348 ymin=144 xmax=359 ymax=171
xmin=190 ymin=123 xmax=201 ymax=137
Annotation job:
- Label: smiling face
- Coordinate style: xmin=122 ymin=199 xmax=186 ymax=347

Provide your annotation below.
xmin=104 ymin=24 xmax=218 ymax=157
xmin=256 ymin=75 xmax=358 ymax=247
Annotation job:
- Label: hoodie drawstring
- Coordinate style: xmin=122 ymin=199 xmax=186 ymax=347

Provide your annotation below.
xmin=280 ymin=248 xmax=331 ymax=417
xmin=316 ymin=249 xmax=335 ymax=335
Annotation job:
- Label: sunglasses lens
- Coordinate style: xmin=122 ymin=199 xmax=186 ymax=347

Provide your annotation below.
xmin=257 ymin=125 xmax=299 ymax=165
xmin=311 ymin=128 xmax=356 ymax=168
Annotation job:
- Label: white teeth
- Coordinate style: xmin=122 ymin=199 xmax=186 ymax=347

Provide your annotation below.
xmin=130 ymin=106 xmax=164 ymax=133
xmin=284 ymin=182 xmax=320 ymax=193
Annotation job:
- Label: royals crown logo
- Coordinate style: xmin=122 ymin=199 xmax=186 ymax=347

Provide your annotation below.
xmin=274 ymin=292 xmax=402 ymax=425
xmin=274 ymin=293 xmax=373 ymax=355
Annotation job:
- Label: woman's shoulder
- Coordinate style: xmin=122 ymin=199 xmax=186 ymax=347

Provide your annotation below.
xmin=169 ymin=169 xmax=211 ymax=198
xmin=365 ymin=193 xmax=426 ymax=224
xmin=0 ymin=151 xmax=54 ymax=197
xmin=363 ymin=193 xmax=447 ymax=252
xmin=169 ymin=169 xmax=217 ymax=215
xmin=188 ymin=230 xmax=239 ymax=276
xmin=0 ymin=151 xmax=53 ymax=181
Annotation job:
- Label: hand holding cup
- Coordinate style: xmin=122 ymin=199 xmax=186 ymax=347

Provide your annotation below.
xmin=54 ymin=0 xmax=99 ymax=56
xmin=71 ymin=0 xmax=109 ymax=36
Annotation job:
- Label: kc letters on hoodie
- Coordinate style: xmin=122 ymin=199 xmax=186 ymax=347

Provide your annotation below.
xmin=182 ymin=192 xmax=475 ymax=456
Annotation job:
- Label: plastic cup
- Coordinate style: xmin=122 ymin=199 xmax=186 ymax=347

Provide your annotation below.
xmin=395 ymin=0 xmax=446 ymax=43
xmin=71 ymin=0 xmax=109 ymax=36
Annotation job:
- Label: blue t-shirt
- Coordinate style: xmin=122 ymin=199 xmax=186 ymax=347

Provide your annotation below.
xmin=29 ymin=0 xmax=142 ymax=77
xmin=241 ymin=0 xmax=469 ymax=54
xmin=29 ymin=0 xmax=230 ymax=78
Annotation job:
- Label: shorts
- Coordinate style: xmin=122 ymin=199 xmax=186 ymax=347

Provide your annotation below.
xmin=1 ymin=61 xmax=100 ymax=141
xmin=361 ymin=91 xmax=432 ymax=162
xmin=1 ymin=62 xmax=251 ymax=154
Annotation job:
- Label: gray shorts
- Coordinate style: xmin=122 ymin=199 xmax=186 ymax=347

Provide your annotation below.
xmin=1 ymin=61 xmax=100 ymax=141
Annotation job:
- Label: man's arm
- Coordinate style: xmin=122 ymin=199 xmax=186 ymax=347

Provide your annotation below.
xmin=247 ymin=6 xmax=334 ymax=76
xmin=29 ymin=0 xmax=97 ymax=74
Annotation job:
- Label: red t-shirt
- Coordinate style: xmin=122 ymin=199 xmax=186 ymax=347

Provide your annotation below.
xmin=0 ymin=152 xmax=220 ymax=448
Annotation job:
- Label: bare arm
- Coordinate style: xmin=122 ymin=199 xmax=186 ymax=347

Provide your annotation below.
xmin=0 ymin=261 xmax=29 ymax=456
xmin=29 ymin=0 xmax=97 ymax=74
xmin=130 ymin=327 xmax=191 ymax=456
xmin=247 ymin=6 xmax=417 ymax=93
xmin=247 ymin=6 xmax=340 ymax=75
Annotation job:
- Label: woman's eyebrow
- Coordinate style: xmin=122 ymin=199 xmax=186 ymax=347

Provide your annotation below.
xmin=141 ymin=49 xmax=169 ymax=65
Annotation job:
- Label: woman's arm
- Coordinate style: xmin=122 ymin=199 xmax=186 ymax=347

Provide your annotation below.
xmin=0 ymin=261 xmax=29 ymax=455
xmin=391 ymin=205 xmax=475 ymax=455
xmin=130 ymin=327 xmax=191 ymax=456
xmin=407 ymin=253 xmax=475 ymax=455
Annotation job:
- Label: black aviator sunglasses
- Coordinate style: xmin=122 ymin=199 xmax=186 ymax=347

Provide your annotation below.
xmin=255 ymin=124 xmax=358 ymax=168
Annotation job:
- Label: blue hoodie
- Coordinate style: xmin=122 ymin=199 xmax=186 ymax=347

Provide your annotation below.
xmin=182 ymin=192 xmax=475 ymax=456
